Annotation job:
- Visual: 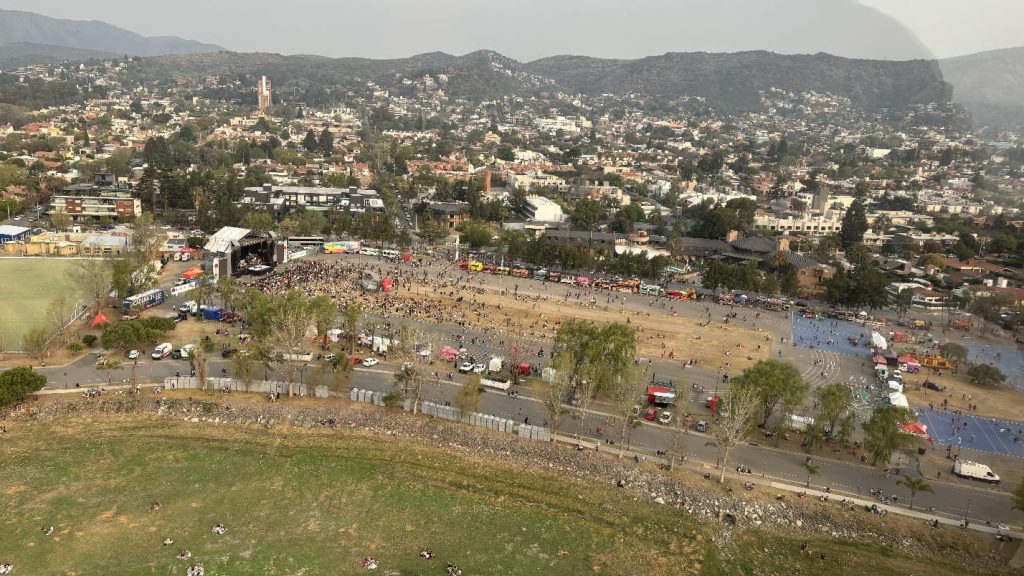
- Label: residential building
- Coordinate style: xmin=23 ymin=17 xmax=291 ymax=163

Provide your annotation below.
xmin=0 ymin=225 xmax=30 ymax=244
xmin=521 ymin=195 xmax=564 ymax=222
xmin=50 ymin=173 xmax=141 ymax=222
xmin=239 ymin=185 xmax=382 ymax=219
xmin=426 ymin=202 xmax=471 ymax=230
xmin=753 ymin=211 xmax=844 ymax=235
xmin=258 ymin=76 xmax=273 ymax=112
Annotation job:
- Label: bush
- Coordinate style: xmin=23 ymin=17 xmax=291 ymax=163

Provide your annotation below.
xmin=82 ymin=334 xmax=97 ymax=347
xmin=967 ymin=364 xmax=1006 ymax=386
xmin=138 ymin=317 xmax=176 ymax=332
xmin=68 ymin=342 xmax=84 ymax=353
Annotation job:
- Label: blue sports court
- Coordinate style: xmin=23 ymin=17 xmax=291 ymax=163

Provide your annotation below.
xmin=791 ymin=312 xmax=873 ymax=358
xmin=915 ymin=408 xmax=1024 ymax=459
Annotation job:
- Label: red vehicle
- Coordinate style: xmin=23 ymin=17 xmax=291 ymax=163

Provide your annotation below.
xmin=456 ymin=260 xmax=469 ymax=270
xmin=517 ymin=362 xmax=532 ymax=376
xmin=646 ymin=385 xmax=676 ymax=406
xmin=483 ymin=264 xmax=496 ymax=273
xmin=350 ymin=357 xmax=364 ymax=366
xmin=644 ymin=408 xmax=658 ymax=421
xmin=512 ymin=268 xmax=529 ymax=278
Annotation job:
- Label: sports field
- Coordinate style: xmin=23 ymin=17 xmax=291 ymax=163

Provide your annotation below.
xmin=0 ymin=413 xmax=1009 ymax=576
xmin=0 ymin=258 xmax=75 ymax=350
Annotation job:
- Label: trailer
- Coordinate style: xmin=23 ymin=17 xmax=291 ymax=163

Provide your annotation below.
xmin=122 ymin=288 xmax=166 ymax=314
xmin=481 ymin=376 xmax=511 ymax=391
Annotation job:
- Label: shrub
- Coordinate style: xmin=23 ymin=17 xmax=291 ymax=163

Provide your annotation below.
xmin=82 ymin=334 xmax=97 ymax=347
xmin=68 ymin=342 xmax=84 ymax=353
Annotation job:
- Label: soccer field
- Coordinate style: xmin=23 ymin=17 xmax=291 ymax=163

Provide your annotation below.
xmin=0 ymin=258 xmax=76 ymax=350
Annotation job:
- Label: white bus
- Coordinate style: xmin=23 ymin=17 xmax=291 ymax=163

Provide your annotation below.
xmin=382 ymin=249 xmax=400 ymax=260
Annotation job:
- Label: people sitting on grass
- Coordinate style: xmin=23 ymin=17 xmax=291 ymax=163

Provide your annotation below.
xmin=211 ymin=523 xmax=226 ymax=535
xmin=419 ymin=549 xmax=436 ymax=559
xmin=150 ymin=502 xmax=161 ymax=512
xmin=42 ymin=526 xmax=53 ymax=536
xmin=177 ymin=550 xmax=192 ymax=560
xmin=163 ymin=538 xmax=175 ymax=546
xmin=0 ymin=563 xmax=12 ymax=574
xmin=447 ymin=562 xmax=462 ymax=576
xmin=186 ymin=564 xmax=205 ymax=576
xmin=361 ymin=556 xmax=378 ymax=570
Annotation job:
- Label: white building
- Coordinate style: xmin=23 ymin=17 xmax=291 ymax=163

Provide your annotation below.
xmin=522 ymin=196 xmax=564 ymax=222
xmin=753 ymin=211 xmax=844 ymax=235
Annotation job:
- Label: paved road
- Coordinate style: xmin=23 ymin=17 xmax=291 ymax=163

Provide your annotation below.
xmin=31 ymin=252 xmax=1018 ymax=526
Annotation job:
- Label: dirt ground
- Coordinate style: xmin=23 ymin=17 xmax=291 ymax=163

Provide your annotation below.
xmin=395 ymin=284 xmax=771 ymax=371
xmin=903 ymin=370 xmax=1023 ymax=423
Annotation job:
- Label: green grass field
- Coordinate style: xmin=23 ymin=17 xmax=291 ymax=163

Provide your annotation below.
xmin=0 ymin=415 xmax=1014 ymax=576
xmin=0 ymin=258 xmax=75 ymax=349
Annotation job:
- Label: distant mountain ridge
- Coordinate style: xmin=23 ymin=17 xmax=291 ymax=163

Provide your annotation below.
xmin=0 ymin=9 xmax=222 ymax=57
xmin=939 ymin=46 xmax=1024 ymax=128
xmin=0 ymin=42 xmax=118 ymax=69
xmin=129 ymin=48 xmax=950 ymax=113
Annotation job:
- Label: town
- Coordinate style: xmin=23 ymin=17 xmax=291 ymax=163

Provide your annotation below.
xmin=0 ymin=6 xmax=1024 ymax=576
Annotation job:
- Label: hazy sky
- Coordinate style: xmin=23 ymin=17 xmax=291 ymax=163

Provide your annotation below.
xmin=3 ymin=0 xmax=1021 ymax=61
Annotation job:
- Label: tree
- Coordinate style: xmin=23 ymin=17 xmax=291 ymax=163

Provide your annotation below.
xmin=967 ymin=364 xmax=1006 ymax=386
xmin=710 ymin=384 xmax=761 ymax=483
xmin=893 ymin=288 xmax=914 ymax=319
xmin=862 ymin=405 xmax=915 ymax=466
xmin=896 ymin=475 xmax=933 ymax=510
xmin=217 ymin=275 xmax=241 ymax=312
xmin=229 ymin=345 xmax=258 ymax=391
xmin=459 ymin=219 xmax=492 ymax=250
xmin=454 ymin=374 xmax=484 ymax=417
xmin=804 ymin=459 xmax=820 ymax=488
xmin=302 ymin=129 xmax=319 ymax=152
xmin=343 ymin=302 xmax=362 ymax=355
xmin=189 ymin=339 xmax=210 ymax=391
xmin=50 ymin=210 xmax=72 ymax=231
xmin=17 ymin=324 xmax=46 ymax=359
xmin=839 ymin=198 xmax=869 ymax=250
xmin=243 ymin=289 xmax=322 ymax=397
xmin=919 ymin=253 xmax=946 ymax=272
xmin=0 ymin=367 xmax=46 ymax=408
xmin=318 ymin=127 xmax=334 ymax=155
xmin=938 ymin=342 xmax=968 ymax=365
xmin=417 ymin=218 xmax=448 ymax=244
xmin=613 ymin=365 xmax=647 ymax=459
xmin=570 ymin=198 xmax=603 ymax=231
xmin=730 ymin=360 xmax=808 ymax=428
xmin=44 ymin=294 xmax=74 ymax=347
xmin=243 ymin=211 xmax=274 ymax=234
xmin=846 ymin=243 xmax=872 ymax=267
xmin=543 ymin=351 xmax=577 ymax=434
xmin=67 ymin=258 xmax=113 ymax=312
xmin=815 ymin=383 xmax=853 ymax=434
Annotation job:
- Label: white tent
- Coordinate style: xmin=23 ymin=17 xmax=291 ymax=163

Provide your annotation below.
xmin=888 ymin=392 xmax=909 ymax=408
xmin=871 ymin=331 xmax=888 ymax=350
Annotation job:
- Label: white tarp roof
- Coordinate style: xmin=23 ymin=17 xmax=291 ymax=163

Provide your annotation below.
xmin=889 ymin=392 xmax=909 ymax=408
xmin=204 ymin=226 xmax=252 ymax=253
xmin=871 ymin=331 xmax=888 ymax=350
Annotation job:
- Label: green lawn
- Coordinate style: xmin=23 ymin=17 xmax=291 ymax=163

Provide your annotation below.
xmin=0 ymin=258 xmax=75 ymax=349
xmin=0 ymin=415 xmax=1014 ymax=575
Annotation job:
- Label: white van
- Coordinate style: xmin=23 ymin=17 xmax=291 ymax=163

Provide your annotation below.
xmin=151 ymin=343 xmax=173 ymax=360
xmin=172 ymin=343 xmax=196 ymax=360
xmin=953 ymin=460 xmax=1000 ymax=484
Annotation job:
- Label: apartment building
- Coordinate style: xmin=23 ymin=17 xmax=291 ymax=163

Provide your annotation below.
xmin=50 ymin=173 xmax=141 ymax=221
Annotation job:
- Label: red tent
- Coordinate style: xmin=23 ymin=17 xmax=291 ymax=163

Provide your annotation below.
xmin=901 ymin=422 xmax=929 ymax=438
xmin=90 ymin=310 xmax=112 ymax=328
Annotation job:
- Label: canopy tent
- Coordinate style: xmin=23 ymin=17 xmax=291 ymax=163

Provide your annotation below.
xmin=439 ymin=346 xmax=458 ymax=361
xmin=888 ymin=392 xmax=909 ymax=408
xmin=90 ymin=310 xmax=113 ymax=328
xmin=871 ymin=331 xmax=888 ymax=350
xmin=901 ymin=422 xmax=929 ymax=438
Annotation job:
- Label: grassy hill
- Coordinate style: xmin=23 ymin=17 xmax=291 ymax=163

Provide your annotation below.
xmin=0 ymin=405 xmax=1013 ymax=576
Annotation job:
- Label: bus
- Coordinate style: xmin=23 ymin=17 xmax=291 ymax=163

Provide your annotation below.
xmin=287 ymin=236 xmax=326 ymax=250
xmin=382 ymin=249 xmax=400 ymax=260
xmin=122 ymin=288 xmax=166 ymax=314
xmin=324 ymin=241 xmax=361 ymax=254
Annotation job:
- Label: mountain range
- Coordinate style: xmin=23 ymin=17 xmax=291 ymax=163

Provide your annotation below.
xmin=0 ymin=8 xmax=221 ymax=61
xmin=0 ymin=9 xmax=1020 ymax=128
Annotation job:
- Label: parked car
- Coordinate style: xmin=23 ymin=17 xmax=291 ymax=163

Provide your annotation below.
xmin=458 ymin=362 xmax=475 ymax=373
xmin=350 ymin=357 xmax=363 ymax=366
xmin=644 ymin=408 xmax=658 ymax=421
xmin=151 ymin=343 xmax=173 ymax=360
xmin=472 ymin=363 xmax=486 ymax=374
xmin=127 ymin=349 xmax=140 ymax=360
xmin=658 ymin=411 xmax=674 ymax=425
xmin=925 ymin=380 xmax=946 ymax=392
xmin=221 ymin=348 xmax=237 ymax=359
xmin=361 ymin=357 xmax=379 ymax=367
xmin=323 ymin=353 xmax=339 ymax=363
